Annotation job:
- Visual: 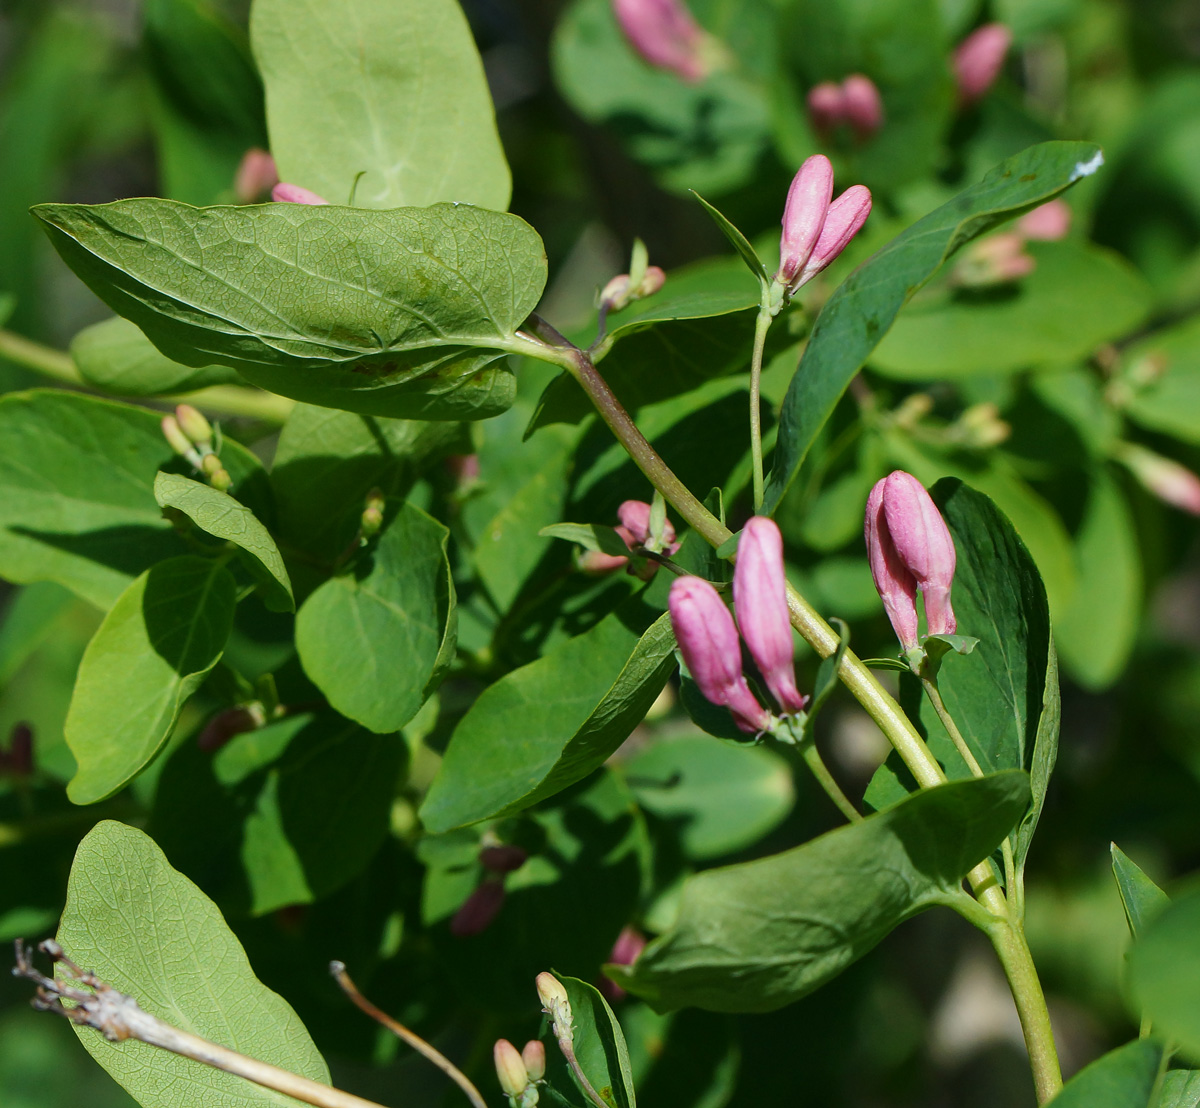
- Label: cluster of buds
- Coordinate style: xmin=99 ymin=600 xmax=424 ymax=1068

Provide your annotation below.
xmin=612 ymin=0 xmax=723 ymax=83
xmin=449 ymin=840 xmax=529 ymax=937
xmin=772 ymin=155 xmax=872 ymax=308
xmin=864 ymin=471 xmax=957 ymax=660
xmin=600 ymin=238 xmax=666 ymax=317
xmin=581 ymin=499 xmax=680 ymax=579
xmin=234 ymin=148 xmax=279 ymax=204
xmin=272 ymin=182 xmax=328 ymax=205
xmin=1116 ymin=443 xmax=1200 ymax=516
xmin=161 ymin=404 xmax=232 ymax=492
xmin=953 ymin=22 xmax=1012 ymax=106
xmin=668 ymin=516 xmax=808 ymax=735
xmin=493 ymin=1038 xmax=546 ymax=1108
xmin=0 ymin=722 xmax=33 ymax=777
xmin=807 ymin=74 xmax=885 ymax=143
xmin=952 ymin=199 xmax=1071 ymax=288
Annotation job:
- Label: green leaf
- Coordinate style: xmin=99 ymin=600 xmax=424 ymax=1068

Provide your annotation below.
xmin=0 ymin=390 xmax=264 ymax=608
xmin=1111 ymin=843 xmax=1170 ymax=940
xmin=870 ymin=241 xmax=1152 ymax=378
xmin=1129 ymin=885 xmax=1200 ymax=1062
xmin=1043 ymin=1040 xmax=1163 ymax=1108
xmin=551 ymin=0 xmax=773 ymax=196
xmin=34 ymin=199 xmax=548 ymax=421
xmin=864 ymin=481 xmax=1057 ymax=874
xmin=56 ymin=821 xmax=330 ymax=1107
xmin=270 ymin=402 xmax=467 ymax=566
xmin=1161 ymin=1069 xmax=1200 ymax=1108
xmin=1055 ymin=468 xmax=1142 ymax=690
xmin=540 ymin=522 xmax=632 ymax=558
xmin=691 ymin=191 xmax=768 ymax=282
xmin=0 ymin=581 xmax=75 ymax=685
xmin=251 ymin=0 xmax=510 ymax=210
xmin=763 ymin=140 xmax=1105 ymax=513
xmin=295 ymin=502 xmax=454 ymax=734
xmin=71 ymin=316 xmax=239 ymax=395
xmin=154 ymin=472 xmax=294 ymax=612
xmin=420 ymin=598 xmax=677 ymax=831
xmin=529 ymin=258 xmax=763 ymax=430
xmin=1123 ymin=314 xmax=1200 ymax=446
xmin=624 ymin=736 xmax=794 ymax=860
xmin=552 ymin=974 xmax=637 ymax=1108
xmin=150 ymin=711 xmax=405 ymax=915
xmin=611 ymin=771 xmax=1030 ymax=1013
xmin=64 ymin=556 xmax=237 ymax=804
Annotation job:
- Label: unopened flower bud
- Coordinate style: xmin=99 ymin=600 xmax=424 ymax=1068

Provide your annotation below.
xmin=953 ymin=232 xmax=1035 ymax=287
xmin=6 ymin=722 xmax=33 ymax=777
xmin=960 ymin=402 xmax=1011 ymax=448
xmin=494 ymin=1039 xmax=529 ymax=1098
xmin=668 ymin=576 xmax=772 ymax=733
xmin=601 ymin=266 xmax=666 ymax=313
xmin=196 ymin=705 xmax=262 ymax=752
xmin=954 ymin=22 xmax=1012 ymax=106
xmin=795 ymin=184 xmax=872 ymax=288
xmin=613 ymin=0 xmax=711 ymax=82
xmin=234 ymin=148 xmax=279 ymax=204
xmin=635 ymin=265 xmax=666 ymax=297
xmin=272 ymin=182 xmax=329 ymax=205
xmin=865 ymin=479 xmax=920 ymax=652
xmin=361 ymin=489 xmax=386 ymax=537
xmin=201 ymin=453 xmax=233 ymax=492
xmin=175 ymin=404 xmax=213 ymax=448
xmin=600 ymin=273 xmax=633 ymax=311
xmin=481 ymin=844 xmax=529 ymax=874
xmin=841 ymin=74 xmax=884 ymax=140
xmin=161 ymin=415 xmax=199 ymax=462
xmin=807 ymin=81 xmax=846 ymax=137
xmin=1118 ymin=443 xmax=1200 ymax=515
xmin=579 ymin=549 xmax=631 ymax=575
xmin=733 ymin=518 xmax=808 ymax=715
xmin=776 ymin=155 xmax=834 ymax=290
xmin=1016 ymin=199 xmax=1071 ymax=242
xmin=445 ymin=453 xmax=481 ymax=487
xmin=536 ymin=972 xmax=573 ymax=1039
xmin=600 ymin=925 xmax=647 ymax=1003
xmin=451 ymin=880 xmax=506 ymax=937
xmin=522 ymin=1041 xmax=546 ymax=1082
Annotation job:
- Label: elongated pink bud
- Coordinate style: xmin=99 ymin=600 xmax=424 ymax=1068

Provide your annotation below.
xmin=669 ymin=576 xmax=772 ymax=733
xmin=600 ymin=925 xmax=647 ymax=1002
xmin=954 ymin=23 xmax=1012 ymax=105
xmin=807 ymin=81 xmax=847 ymax=137
xmin=617 ymin=500 xmax=653 ymax=545
xmin=1017 ymin=199 xmax=1071 ymax=241
xmin=234 ymin=148 xmax=278 ymax=204
xmin=451 ymin=880 xmax=505 ymax=937
xmin=1119 ymin=444 xmax=1200 ymax=515
xmin=794 ymin=184 xmax=872 ymax=288
xmin=481 ymin=844 xmax=528 ymax=874
xmin=175 ymin=403 xmax=213 ymax=447
xmin=494 ymin=1039 xmax=528 ymax=1098
xmin=880 ymin=471 xmax=957 ymax=636
xmin=733 ymin=517 xmax=807 ymax=715
xmin=613 ymin=0 xmax=709 ymax=82
xmin=953 ymin=231 xmax=1035 ymax=287
xmin=865 ymin=478 xmax=920 ymax=651
xmin=522 ymin=1041 xmax=546 ymax=1082
xmin=272 ymin=182 xmax=329 ymax=205
xmin=161 ymin=414 xmax=195 ymax=459
xmin=776 ymin=155 xmax=834 ymax=289
xmin=841 ymin=74 xmax=884 ymax=140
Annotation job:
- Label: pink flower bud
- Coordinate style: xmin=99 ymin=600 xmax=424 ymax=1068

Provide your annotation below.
xmin=776 ymin=155 xmax=834 ymax=290
xmin=601 ymin=273 xmax=633 ymax=309
xmin=175 ymin=403 xmax=212 ymax=447
xmin=807 ymin=81 xmax=847 ymax=137
xmin=668 ymin=576 xmax=772 ymax=733
xmin=617 ymin=500 xmax=653 ymax=545
xmin=234 ymin=148 xmax=279 ymax=204
xmin=954 ymin=23 xmax=1012 ymax=106
xmin=841 ymin=74 xmax=884 ymax=140
xmin=733 ymin=517 xmax=807 ymax=715
xmin=450 ymin=880 xmax=506 ymax=937
xmin=600 ymin=925 xmax=647 ymax=1002
xmin=865 ymin=478 xmax=921 ymax=651
xmin=445 ymin=453 xmax=481 ymax=486
xmin=1016 ymin=199 xmax=1071 ymax=242
xmin=613 ymin=0 xmax=709 ymax=82
xmin=161 ymin=414 xmax=196 ymax=459
xmin=636 ymin=265 xmax=666 ymax=297
xmin=272 ymin=182 xmax=329 ymax=205
xmin=480 ymin=844 xmax=529 ymax=874
xmin=522 ymin=1041 xmax=546 ymax=1082
xmin=871 ymin=472 xmax=958 ymax=640
xmin=579 ymin=549 xmax=631 ymax=574
xmin=1119 ymin=444 xmax=1200 ymax=515
xmin=953 ymin=231 xmax=1035 ymax=287
xmin=793 ymin=184 xmax=873 ymax=289
xmin=493 ymin=1039 xmax=528 ymax=1098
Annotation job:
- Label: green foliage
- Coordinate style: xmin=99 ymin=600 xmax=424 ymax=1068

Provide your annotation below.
xmin=1042 ymin=1040 xmax=1163 ymax=1108
xmin=612 ymin=772 xmax=1030 ymax=1012
xmin=57 ymin=821 xmax=330 ymax=1106
xmin=552 ymin=974 xmax=638 ymax=1108
xmin=1128 ymin=885 xmax=1200 ymax=1063
xmin=34 ymin=200 xmax=547 ymax=419
xmin=1111 ymin=844 xmax=1169 ymax=940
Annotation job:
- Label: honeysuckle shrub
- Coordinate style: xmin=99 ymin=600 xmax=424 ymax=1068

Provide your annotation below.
xmin=1 ymin=2 xmax=1200 ymax=1108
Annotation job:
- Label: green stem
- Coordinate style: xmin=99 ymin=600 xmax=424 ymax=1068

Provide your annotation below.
xmin=798 ymin=741 xmax=862 ymax=822
xmin=0 ymin=327 xmax=294 ymax=423
xmin=749 ymin=307 xmax=773 ymax=513
xmin=987 ymin=920 xmax=1064 ymax=1104
xmin=921 ymin=673 xmax=985 ymax=778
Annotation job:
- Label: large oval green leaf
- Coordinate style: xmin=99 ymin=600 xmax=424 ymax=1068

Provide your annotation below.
xmin=610 ymin=771 xmax=1030 ymax=1013
xmin=34 ymin=200 xmax=548 ymax=420
xmin=763 ymin=140 xmax=1105 ymax=513
xmin=252 ymin=0 xmax=510 ymax=211
xmin=57 ymin=820 xmax=330 ymax=1108
xmin=1129 ymin=885 xmax=1200 ymax=1063
xmin=64 ymin=556 xmax=237 ymax=804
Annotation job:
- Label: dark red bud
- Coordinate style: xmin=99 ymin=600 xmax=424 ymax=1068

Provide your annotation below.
xmin=451 ymin=880 xmax=506 ymax=937
xmin=480 ymin=844 xmax=529 ymax=874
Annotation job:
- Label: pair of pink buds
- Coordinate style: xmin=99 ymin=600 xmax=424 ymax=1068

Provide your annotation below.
xmin=865 ymin=471 xmax=958 ymax=654
xmin=582 ymin=500 xmax=680 ymax=576
xmin=807 ymin=75 xmax=885 ymax=142
xmin=668 ymin=517 xmax=807 ymax=734
xmin=774 ymin=155 xmax=873 ymax=298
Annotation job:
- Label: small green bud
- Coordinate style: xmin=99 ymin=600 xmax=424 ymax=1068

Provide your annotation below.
xmin=494 ymin=1039 xmax=528 ymax=1098
xmin=201 ymin=453 xmax=233 ymax=492
xmin=175 ymin=404 xmax=213 ymax=448
xmin=361 ymin=489 xmax=386 ymax=537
